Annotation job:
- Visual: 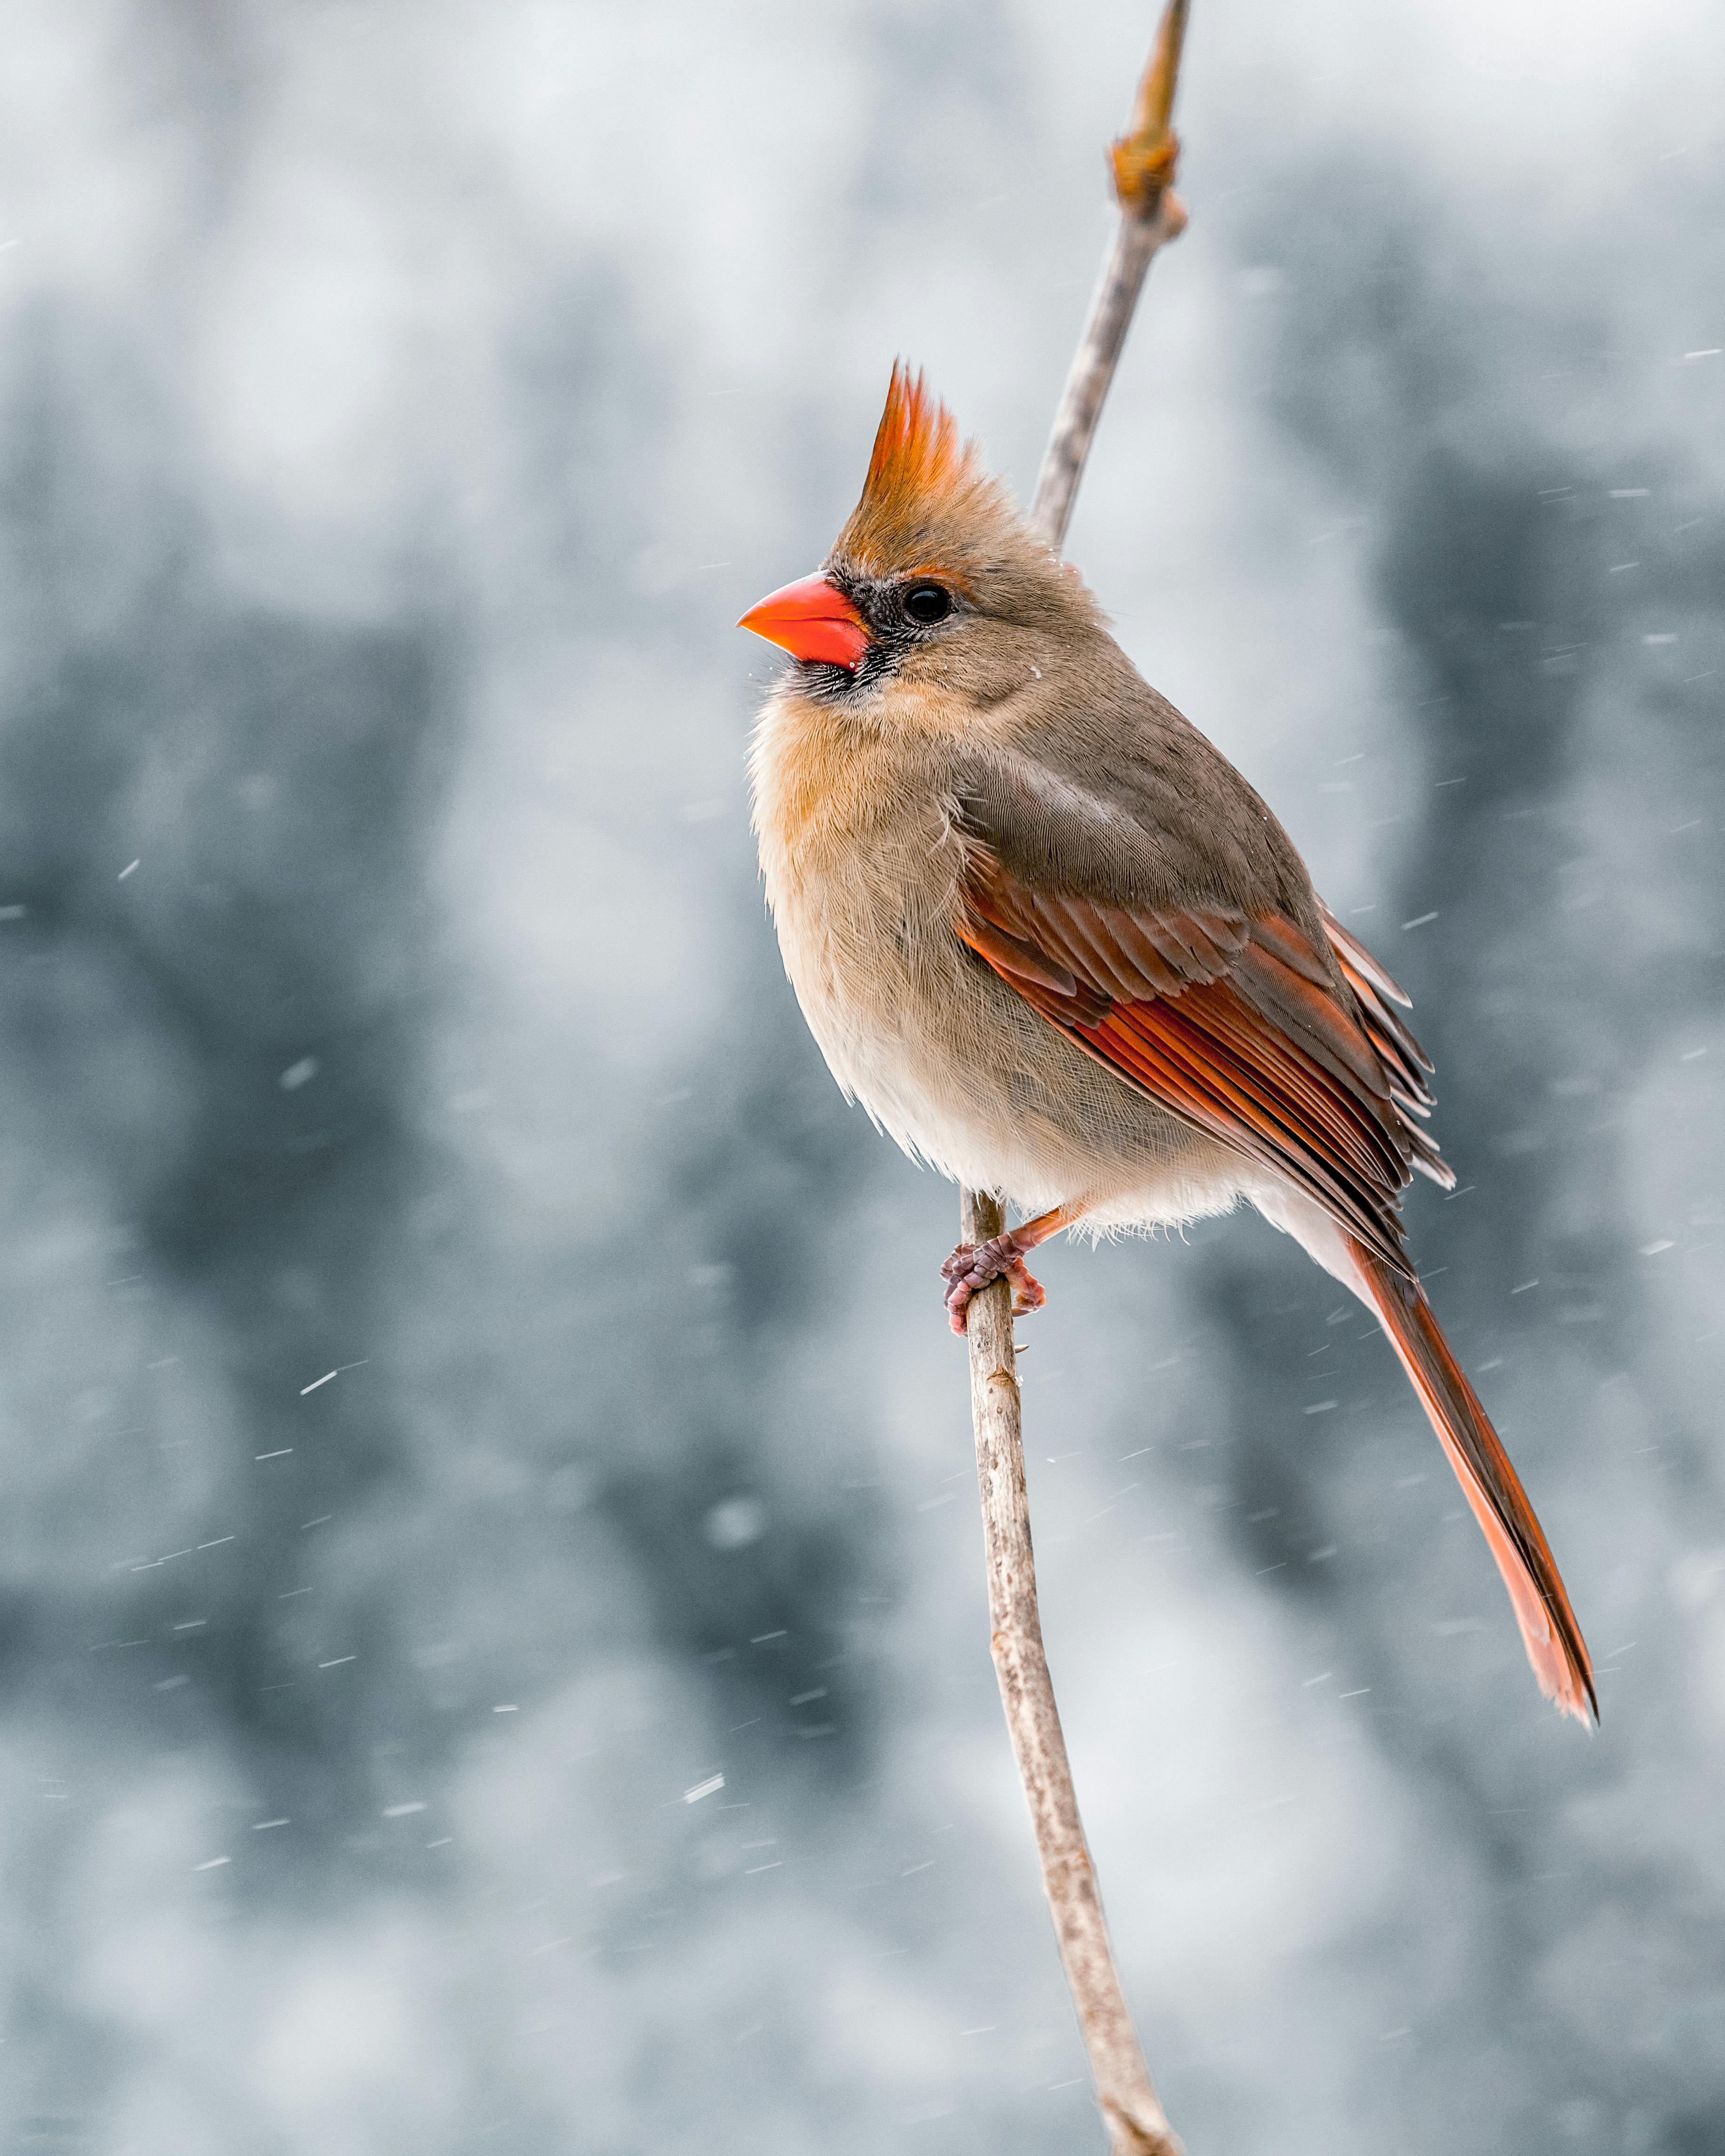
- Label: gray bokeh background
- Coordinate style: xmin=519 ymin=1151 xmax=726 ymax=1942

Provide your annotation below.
xmin=1 ymin=3 xmax=1722 ymax=2150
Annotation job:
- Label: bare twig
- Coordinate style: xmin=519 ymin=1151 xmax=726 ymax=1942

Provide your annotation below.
xmin=963 ymin=1188 xmax=1181 ymax=2156
xmin=1031 ymin=0 xmax=1190 ymax=549
xmin=1029 ymin=189 xmax=1187 ymax=551
xmin=959 ymin=5 xmax=1193 ymax=2151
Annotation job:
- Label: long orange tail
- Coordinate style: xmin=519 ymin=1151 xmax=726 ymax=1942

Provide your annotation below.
xmin=1349 ymin=1242 xmax=1596 ymax=1723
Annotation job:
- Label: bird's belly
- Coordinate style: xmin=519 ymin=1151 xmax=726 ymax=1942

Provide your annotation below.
xmin=775 ymin=868 xmax=1245 ymax=1228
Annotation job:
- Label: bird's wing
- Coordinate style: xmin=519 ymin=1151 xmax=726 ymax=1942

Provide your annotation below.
xmin=956 ymin=842 xmax=1451 ymax=1273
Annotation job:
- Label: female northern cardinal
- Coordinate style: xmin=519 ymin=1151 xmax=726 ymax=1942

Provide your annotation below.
xmin=740 ymin=365 xmax=1594 ymax=1723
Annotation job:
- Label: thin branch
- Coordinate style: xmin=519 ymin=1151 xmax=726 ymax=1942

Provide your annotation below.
xmin=1029 ymin=190 xmax=1187 ymax=551
xmin=959 ymin=4 xmax=1193 ymax=2152
xmin=1030 ymin=0 xmax=1190 ymax=551
xmin=962 ymin=1194 xmax=1181 ymax=2156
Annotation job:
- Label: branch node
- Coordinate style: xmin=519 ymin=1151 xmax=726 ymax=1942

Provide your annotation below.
xmin=1109 ymin=128 xmax=1180 ymax=215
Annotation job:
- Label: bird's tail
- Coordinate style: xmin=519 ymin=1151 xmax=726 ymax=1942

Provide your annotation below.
xmin=1348 ymin=1240 xmax=1597 ymax=1724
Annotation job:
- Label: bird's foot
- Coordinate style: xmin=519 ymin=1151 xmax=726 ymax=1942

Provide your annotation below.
xmin=941 ymin=1231 xmax=1047 ymax=1334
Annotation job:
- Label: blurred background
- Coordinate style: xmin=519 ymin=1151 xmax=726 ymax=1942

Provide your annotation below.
xmin=0 ymin=2 xmax=1721 ymax=2150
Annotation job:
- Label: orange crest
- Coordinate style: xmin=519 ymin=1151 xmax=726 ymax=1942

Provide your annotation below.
xmin=837 ymin=362 xmax=986 ymax=574
xmin=864 ymin=363 xmax=967 ymax=511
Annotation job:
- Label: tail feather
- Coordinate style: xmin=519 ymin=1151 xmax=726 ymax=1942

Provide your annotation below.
xmin=1350 ymin=1241 xmax=1597 ymax=1724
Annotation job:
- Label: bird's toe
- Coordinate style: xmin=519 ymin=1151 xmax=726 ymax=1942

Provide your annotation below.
xmin=1007 ymin=1258 xmax=1046 ymax=1316
xmin=940 ymin=1234 xmax=1045 ymax=1332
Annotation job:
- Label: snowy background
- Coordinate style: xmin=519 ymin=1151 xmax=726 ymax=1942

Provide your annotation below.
xmin=0 ymin=2 xmax=1722 ymax=2150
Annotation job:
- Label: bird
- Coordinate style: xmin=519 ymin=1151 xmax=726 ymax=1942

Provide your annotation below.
xmin=739 ymin=363 xmax=1594 ymax=1724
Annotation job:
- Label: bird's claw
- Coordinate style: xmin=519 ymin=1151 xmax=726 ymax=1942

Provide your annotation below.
xmin=942 ymin=1234 xmax=1047 ymax=1334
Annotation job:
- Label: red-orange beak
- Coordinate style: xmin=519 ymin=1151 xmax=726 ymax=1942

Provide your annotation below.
xmin=738 ymin=573 xmax=870 ymax=670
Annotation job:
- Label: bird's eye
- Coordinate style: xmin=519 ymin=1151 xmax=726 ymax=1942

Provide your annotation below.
xmin=902 ymin=582 xmax=953 ymax=625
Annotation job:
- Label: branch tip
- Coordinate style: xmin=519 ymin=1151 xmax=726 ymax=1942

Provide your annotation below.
xmin=1110 ymin=0 xmax=1190 ymax=214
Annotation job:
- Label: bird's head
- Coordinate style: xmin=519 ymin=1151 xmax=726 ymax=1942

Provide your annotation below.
xmin=739 ymin=363 xmax=1102 ymax=707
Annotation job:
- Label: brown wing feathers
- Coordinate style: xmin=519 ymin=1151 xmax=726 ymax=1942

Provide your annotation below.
xmin=1096 ymin=993 xmax=1408 ymax=1265
xmin=1321 ymin=904 xmax=1450 ymax=1172
xmin=960 ymin=850 xmax=1434 ymax=1271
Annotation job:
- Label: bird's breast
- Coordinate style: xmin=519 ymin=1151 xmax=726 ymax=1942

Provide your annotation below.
xmin=752 ymin=699 xmax=965 ymax=1034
